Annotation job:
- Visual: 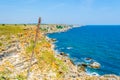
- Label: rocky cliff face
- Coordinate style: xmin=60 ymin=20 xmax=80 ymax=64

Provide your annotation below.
xmin=0 ymin=24 xmax=119 ymax=80
xmin=40 ymin=24 xmax=72 ymax=33
xmin=0 ymin=24 xmax=71 ymax=80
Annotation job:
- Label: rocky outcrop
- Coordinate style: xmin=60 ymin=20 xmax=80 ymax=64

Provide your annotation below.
xmin=89 ymin=62 xmax=101 ymax=69
xmin=60 ymin=52 xmax=68 ymax=57
xmin=100 ymin=74 xmax=120 ymax=80
xmin=40 ymin=24 xmax=73 ymax=33
xmin=77 ymin=65 xmax=86 ymax=72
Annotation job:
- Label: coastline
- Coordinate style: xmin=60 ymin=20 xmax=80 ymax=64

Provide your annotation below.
xmin=0 ymin=24 xmax=119 ymax=80
xmin=46 ymin=25 xmax=120 ymax=79
xmin=46 ymin=25 xmax=82 ymax=34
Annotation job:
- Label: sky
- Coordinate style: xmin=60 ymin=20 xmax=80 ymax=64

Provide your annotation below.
xmin=0 ymin=0 xmax=120 ymax=25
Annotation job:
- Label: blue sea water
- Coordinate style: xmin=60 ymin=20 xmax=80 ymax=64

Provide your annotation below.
xmin=48 ymin=25 xmax=120 ymax=75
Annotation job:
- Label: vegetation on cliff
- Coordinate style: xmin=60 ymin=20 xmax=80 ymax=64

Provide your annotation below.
xmin=0 ymin=24 xmax=68 ymax=80
xmin=0 ymin=24 xmax=119 ymax=80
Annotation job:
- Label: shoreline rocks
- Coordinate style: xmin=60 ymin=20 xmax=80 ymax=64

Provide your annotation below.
xmin=60 ymin=52 xmax=68 ymax=57
xmin=51 ymin=38 xmax=57 ymax=42
xmin=89 ymin=62 xmax=101 ymax=69
xmin=78 ymin=64 xmax=86 ymax=72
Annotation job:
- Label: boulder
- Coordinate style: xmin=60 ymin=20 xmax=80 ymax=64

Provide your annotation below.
xmin=89 ymin=62 xmax=101 ymax=69
xmin=77 ymin=65 xmax=86 ymax=72
xmin=84 ymin=57 xmax=93 ymax=63
xmin=60 ymin=52 xmax=68 ymax=57
xmin=85 ymin=57 xmax=93 ymax=61
xmin=85 ymin=58 xmax=92 ymax=60
xmin=81 ymin=63 xmax=88 ymax=67
xmin=51 ymin=38 xmax=57 ymax=42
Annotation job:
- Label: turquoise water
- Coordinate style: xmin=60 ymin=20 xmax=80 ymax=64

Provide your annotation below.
xmin=48 ymin=25 xmax=120 ymax=75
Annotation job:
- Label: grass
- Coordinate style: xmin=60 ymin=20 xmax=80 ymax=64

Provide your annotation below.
xmin=0 ymin=42 xmax=2 ymax=46
xmin=26 ymin=40 xmax=34 ymax=54
xmin=0 ymin=24 xmax=26 ymax=51
xmin=0 ymin=24 xmax=24 ymax=36
xmin=25 ymin=32 xmax=68 ymax=77
xmin=0 ymin=24 xmax=68 ymax=79
xmin=0 ymin=69 xmax=11 ymax=80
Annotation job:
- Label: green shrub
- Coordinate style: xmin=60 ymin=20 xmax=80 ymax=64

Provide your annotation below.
xmin=56 ymin=25 xmax=63 ymax=29
xmin=24 ymin=24 xmax=27 ymax=26
xmin=2 ymin=24 xmax=5 ymax=26
xmin=15 ymin=24 xmax=17 ymax=26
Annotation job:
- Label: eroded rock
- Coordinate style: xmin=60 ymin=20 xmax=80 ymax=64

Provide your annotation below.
xmin=101 ymin=74 xmax=120 ymax=80
xmin=60 ymin=52 xmax=68 ymax=57
xmin=78 ymin=65 xmax=86 ymax=72
xmin=89 ymin=62 xmax=101 ymax=69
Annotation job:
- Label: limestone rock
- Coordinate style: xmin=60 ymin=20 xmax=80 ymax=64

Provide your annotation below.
xmin=81 ymin=63 xmax=88 ymax=67
xmin=89 ymin=62 xmax=101 ymax=69
xmin=60 ymin=52 xmax=68 ymax=57
xmin=101 ymin=74 xmax=120 ymax=80
xmin=51 ymin=38 xmax=57 ymax=42
xmin=78 ymin=65 xmax=86 ymax=72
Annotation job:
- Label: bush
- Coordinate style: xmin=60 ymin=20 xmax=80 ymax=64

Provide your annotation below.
xmin=24 ymin=24 xmax=27 ymax=26
xmin=56 ymin=25 xmax=63 ymax=29
xmin=15 ymin=24 xmax=17 ymax=26
xmin=2 ymin=24 xmax=5 ymax=26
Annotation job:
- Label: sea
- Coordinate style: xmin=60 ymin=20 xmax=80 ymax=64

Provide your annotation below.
xmin=48 ymin=25 xmax=120 ymax=76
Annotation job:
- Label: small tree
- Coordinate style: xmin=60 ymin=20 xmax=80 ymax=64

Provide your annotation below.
xmin=15 ymin=24 xmax=17 ymax=26
xmin=24 ymin=24 xmax=27 ymax=26
xmin=2 ymin=24 xmax=5 ymax=26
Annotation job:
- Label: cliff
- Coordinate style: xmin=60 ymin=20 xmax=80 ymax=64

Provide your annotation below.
xmin=0 ymin=24 xmax=119 ymax=80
